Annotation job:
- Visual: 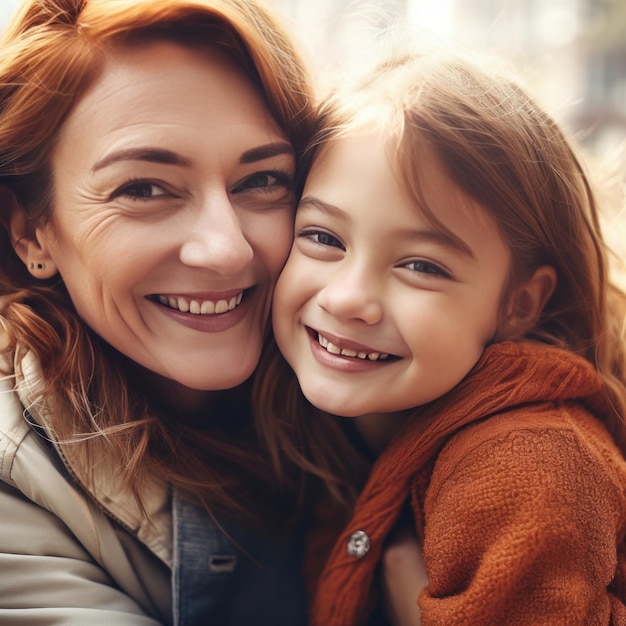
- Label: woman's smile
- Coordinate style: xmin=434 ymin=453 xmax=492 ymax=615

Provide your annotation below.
xmin=153 ymin=290 xmax=245 ymax=315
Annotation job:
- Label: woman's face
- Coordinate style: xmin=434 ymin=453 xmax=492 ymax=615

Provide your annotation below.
xmin=36 ymin=41 xmax=296 ymax=402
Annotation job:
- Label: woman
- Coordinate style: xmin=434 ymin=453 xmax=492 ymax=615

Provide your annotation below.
xmin=0 ymin=0 xmax=314 ymax=623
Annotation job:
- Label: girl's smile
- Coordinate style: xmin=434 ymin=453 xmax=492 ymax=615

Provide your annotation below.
xmin=306 ymin=326 xmax=399 ymax=373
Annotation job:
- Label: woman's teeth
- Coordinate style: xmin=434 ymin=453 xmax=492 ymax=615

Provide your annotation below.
xmin=317 ymin=333 xmax=389 ymax=361
xmin=158 ymin=292 xmax=243 ymax=315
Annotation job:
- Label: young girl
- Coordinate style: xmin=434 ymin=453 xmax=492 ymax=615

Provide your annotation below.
xmin=255 ymin=47 xmax=626 ymax=625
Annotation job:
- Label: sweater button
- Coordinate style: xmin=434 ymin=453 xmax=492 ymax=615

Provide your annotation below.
xmin=347 ymin=530 xmax=370 ymax=558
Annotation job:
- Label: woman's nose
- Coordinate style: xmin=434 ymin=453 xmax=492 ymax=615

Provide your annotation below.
xmin=179 ymin=192 xmax=254 ymax=274
xmin=316 ymin=260 xmax=383 ymax=325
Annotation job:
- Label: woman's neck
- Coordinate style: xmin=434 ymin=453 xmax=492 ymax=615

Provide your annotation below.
xmin=125 ymin=358 xmax=251 ymax=421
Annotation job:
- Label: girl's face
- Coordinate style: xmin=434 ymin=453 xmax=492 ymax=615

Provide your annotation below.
xmin=34 ymin=41 xmax=296 ymax=404
xmin=273 ymin=132 xmax=511 ymax=421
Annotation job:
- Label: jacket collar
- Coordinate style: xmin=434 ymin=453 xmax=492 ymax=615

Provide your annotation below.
xmin=9 ymin=343 xmax=172 ymax=565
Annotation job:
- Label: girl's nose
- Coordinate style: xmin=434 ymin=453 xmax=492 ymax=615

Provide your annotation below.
xmin=179 ymin=192 xmax=254 ymax=274
xmin=316 ymin=261 xmax=383 ymax=325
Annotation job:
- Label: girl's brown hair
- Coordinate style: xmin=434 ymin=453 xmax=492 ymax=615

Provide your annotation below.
xmin=0 ymin=0 xmax=315 ymax=525
xmin=254 ymin=45 xmax=626 ymax=509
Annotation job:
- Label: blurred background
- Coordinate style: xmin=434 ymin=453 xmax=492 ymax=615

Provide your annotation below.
xmin=1 ymin=0 xmax=624 ymax=280
xmin=268 ymin=0 xmax=625 ymax=157
xmin=267 ymin=0 xmax=626 ymax=284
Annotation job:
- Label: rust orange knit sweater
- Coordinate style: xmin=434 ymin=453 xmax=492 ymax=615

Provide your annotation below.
xmin=309 ymin=341 xmax=626 ymax=626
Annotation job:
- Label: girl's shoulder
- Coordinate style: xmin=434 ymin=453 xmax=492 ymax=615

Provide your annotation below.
xmin=427 ymin=404 xmax=626 ymax=511
xmin=417 ymin=397 xmax=626 ymax=626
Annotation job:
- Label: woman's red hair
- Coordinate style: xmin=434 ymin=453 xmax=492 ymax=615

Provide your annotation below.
xmin=0 ymin=0 xmax=315 ymax=525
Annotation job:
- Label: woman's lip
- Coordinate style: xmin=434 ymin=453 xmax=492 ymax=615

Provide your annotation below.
xmin=152 ymin=291 xmax=244 ymax=314
xmin=152 ymin=291 xmax=251 ymax=332
xmin=151 ymin=288 xmax=248 ymax=300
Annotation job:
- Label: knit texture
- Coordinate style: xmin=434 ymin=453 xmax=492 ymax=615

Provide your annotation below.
xmin=309 ymin=341 xmax=626 ymax=626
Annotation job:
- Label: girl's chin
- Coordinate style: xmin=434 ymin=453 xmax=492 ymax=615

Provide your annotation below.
xmin=300 ymin=391 xmax=361 ymax=418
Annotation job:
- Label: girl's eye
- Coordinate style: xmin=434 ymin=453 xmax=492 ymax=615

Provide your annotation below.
xmin=299 ymin=230 xmax=345 ymax=250
xmin=404 ymin=260 xmax=450 ymax=278
xmin=113 ymin=180 xmax=168 ymax=200
xmin=233 ymin=170 xmax=293 ymax=193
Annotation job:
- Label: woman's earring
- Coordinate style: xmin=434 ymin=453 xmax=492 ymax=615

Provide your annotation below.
xmin=29 ymin=262 xmax=45 ymax=271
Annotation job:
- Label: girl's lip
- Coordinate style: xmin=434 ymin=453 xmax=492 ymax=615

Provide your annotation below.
xmin=306 ymin=328 xmax=397 ymax=371
xmin=305 ymin=326 xmax=394 ymax=357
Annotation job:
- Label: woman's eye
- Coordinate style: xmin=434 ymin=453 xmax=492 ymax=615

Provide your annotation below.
xmin=114 ymin=180 xmax=168 ymax=200
xmin=299 ymin=230 xmax=344 ymax=249
xmin=404 ymin=260 xmax=449 ymax=278
xmin=233 ymin=170 xmax=293 ymax=193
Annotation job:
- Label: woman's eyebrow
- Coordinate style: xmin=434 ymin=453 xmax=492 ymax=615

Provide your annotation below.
xmin=91 ymin=142 xmax=293 ymax=173
xmin=239 ymin=141 xmax=294 ymax=164
xmin=91 ymin=148 xmax=191 ymax=172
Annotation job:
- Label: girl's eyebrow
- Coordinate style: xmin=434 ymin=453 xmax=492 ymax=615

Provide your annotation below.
xmin=298 ymin=195 xmax=476 ymax=259
xmin=91 ymin=141 xmax=294 ymax=173
xmin=298 ymin=195 xmax=347 ymax=219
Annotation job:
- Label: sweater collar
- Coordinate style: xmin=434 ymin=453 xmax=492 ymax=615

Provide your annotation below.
xmin=373 ymin=340 xmax=609 ymax=488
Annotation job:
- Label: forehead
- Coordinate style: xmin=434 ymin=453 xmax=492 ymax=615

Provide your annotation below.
xmin=303 ymin=132 xmax=506 ymax=250
xmin=54 ymin=39 xmax=282 ymax=161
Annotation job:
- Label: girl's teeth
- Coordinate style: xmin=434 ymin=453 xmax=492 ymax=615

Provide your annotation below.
xmin=215 ymin=300 xmax=228 ymax=314
xmin=326 ymin=341 xmax=341 ymax=355
xmin=317 ymin=333 xmax=389 ymax=361
xmin=177 ymin=297 xmax=189 ymax=313
xmin=189 ymin=300 xmax=200 ymax=314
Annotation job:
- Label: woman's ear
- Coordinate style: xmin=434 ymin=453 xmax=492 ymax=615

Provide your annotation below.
xmin=7 ymin=199 xmax=58 ymax=280
xmin=501 ymin=265 xmax=557 ymax=339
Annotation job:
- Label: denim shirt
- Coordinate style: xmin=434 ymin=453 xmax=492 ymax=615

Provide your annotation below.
xmin=172 ymin=487 xmax=308 ymax=626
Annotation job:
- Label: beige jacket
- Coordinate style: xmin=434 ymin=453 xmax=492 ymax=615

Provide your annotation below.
xmin=0 ymin=334 xmax=172 ymax=624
